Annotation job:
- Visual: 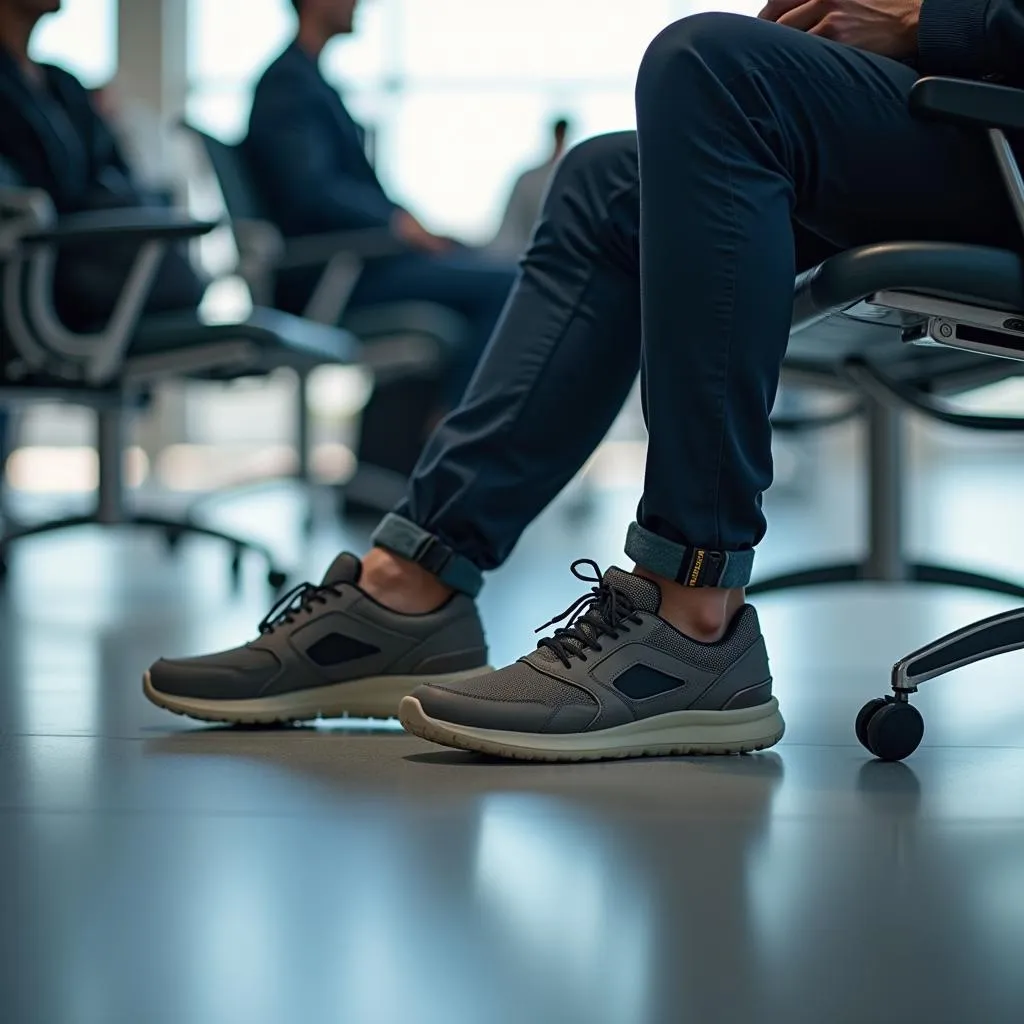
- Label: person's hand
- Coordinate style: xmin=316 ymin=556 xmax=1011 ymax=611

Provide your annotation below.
xmin=391 ymin=210 xmax=454 ymax=254
xmin=758 ymin=0 xmax=922 ymax=60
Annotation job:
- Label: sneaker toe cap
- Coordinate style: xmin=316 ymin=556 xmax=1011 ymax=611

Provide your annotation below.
xmin=148 ymin=648 xmax=280 ymax=700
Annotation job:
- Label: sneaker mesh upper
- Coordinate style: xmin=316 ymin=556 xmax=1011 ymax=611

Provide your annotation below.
xmin=602 ymin=568 xmax=661 ymax=613
xmin=644 ymin=609 xmax=761 ymax=673
xmin=434 ymin=662 xmax=596 ymax=709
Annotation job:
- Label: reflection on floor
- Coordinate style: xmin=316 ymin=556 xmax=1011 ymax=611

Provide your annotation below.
xmin=3 ymin=425 xmax=1024 ymax=1024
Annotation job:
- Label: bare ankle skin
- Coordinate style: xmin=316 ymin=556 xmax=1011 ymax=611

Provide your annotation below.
xmin=360 ymin=547 xmax=454 ymax=615
xmin=632 ymin=565 xmax=745 ymax=642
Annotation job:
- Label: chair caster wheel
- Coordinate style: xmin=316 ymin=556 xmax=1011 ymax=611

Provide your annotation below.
xmin=268 ymin=569 xmax=288 ymax=591
xmin=855 ymin=697 xmax=890 ymax=750
xmin=856 ymin=696 xmax=924 ymax=762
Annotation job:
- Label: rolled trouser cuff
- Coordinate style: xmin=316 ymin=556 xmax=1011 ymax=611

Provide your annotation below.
xmin=625 ymin=521 xmax=755 ymax=588
xmin=371 ymin=513 xmax=484 ymax=598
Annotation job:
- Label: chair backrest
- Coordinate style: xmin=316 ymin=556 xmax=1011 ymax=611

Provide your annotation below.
xmin=181 ymin=122 xmax=284 ymax=305
xmin=181 ymin=122 xmax=266 ymax=223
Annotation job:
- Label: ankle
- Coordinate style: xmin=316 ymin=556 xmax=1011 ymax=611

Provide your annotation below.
xmin=360 ymin=547 xmax=454 ymax=615
xmin=633 ymin=566 xmax=744 ymax=643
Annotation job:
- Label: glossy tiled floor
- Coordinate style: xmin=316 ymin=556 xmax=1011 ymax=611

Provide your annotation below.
xmin=3 ymin=428 xmax=1024 ymax=1024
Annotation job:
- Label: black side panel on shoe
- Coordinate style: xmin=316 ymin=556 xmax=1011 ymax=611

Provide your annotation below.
xmin=614 ymin=664 xmax=686 ymax=700
xmin=305 ymin=633 xmax=381 ymax=667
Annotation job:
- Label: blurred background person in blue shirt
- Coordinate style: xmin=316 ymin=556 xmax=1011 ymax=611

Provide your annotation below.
xmin=245 ymin=0 xmax=518 ymax=405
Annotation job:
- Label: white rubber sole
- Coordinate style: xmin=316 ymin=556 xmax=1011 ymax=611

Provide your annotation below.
xmin=143 ymin=667 xmax=493 ymax=725
xmin=399 ymin=695 xmax=785 ymax=762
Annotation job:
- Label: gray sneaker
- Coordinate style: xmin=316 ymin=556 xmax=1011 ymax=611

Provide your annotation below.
xmin=144 ymin=553 xmax=490 ymax=724
xmin=399 ymin=560 xmax=784 ymax=762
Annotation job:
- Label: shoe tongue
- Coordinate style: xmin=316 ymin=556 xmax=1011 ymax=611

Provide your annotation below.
xmin=322 ymin=552 xmax=362 ymax=586
xmin=601 ymin=567 xmax=662 ymax=614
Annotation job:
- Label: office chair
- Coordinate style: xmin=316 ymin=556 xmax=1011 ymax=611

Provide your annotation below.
xmin=182 ymin=123 xmax=467 ymax=516
xmin=765 ymin=76 xmax=1024 ymax=761
xmin=0 ymin=181 xmax=364 ymax=590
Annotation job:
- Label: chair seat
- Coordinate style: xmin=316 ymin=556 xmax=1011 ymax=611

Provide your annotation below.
xmin=786 ymin=242 xmax=1024 ymax=383
xmin=342 ymin=301 xmax=467 ymax=351
xmin=796 ymin=242 xmax=1024 ymax=322
xmin=131 ymin=306 xmax=361 ymax=367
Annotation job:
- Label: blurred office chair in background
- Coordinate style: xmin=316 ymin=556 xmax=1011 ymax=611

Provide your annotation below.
xmin=183 ymin=123 xmax=467 ymax=519
xmin=0 ymin=167 xmax=367 ymax=589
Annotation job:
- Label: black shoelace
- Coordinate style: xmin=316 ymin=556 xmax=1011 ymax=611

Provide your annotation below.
xmin=535 ymin=559 xmax=644 ymax=668
xmin=258 ymin=582 xmax=343 ymax=635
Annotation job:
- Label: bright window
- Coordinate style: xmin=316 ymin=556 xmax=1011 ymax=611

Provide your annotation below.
xmin=186 ymin=0 xmax=761 ymax=237
xmin=29 ymin=0 xmax=117 ymax=88
xmin=188 ymin=0 xmax=293 ymax=86
xmin=396 ymin=0 xmax=682 ymax=83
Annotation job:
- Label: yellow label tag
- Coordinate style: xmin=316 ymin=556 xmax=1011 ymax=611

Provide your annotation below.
xmin=688 ymin=549 xmax=705 ymax=587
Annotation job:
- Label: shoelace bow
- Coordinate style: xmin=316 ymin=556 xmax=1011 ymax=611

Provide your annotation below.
xmin=534 ymin=559 xmax=644 ymax=668
xmin=258 ymin=581 xmax=343 ymax=634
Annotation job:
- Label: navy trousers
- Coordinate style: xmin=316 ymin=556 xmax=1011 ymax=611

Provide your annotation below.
xmin=378 ymin=14 xmax=1018 ymax=593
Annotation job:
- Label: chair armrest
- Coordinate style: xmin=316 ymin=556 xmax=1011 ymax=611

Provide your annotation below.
xmin=0 ymin=185 xmax=53 ymax=221
xmin=232 ymin=221 xmax=408 ymax=325
xmin=910 ymin=77 xmax=1024 ymax=132
xmin=20 ymin=210 xmax=219 ymax=249
xmin=275 ymin=229 xmax=409 ymax=326
xmin=3 ymin=211 xmax=214 ymax=385
xmin=275 ymin=228 xmax=407 ymax=270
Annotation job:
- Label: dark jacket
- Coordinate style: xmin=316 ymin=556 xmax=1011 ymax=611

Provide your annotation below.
xmin=244 ymin=41 xmax=397 ymax=236
xmin=0 ymin=49 xmax=143 ymax=215
xmin=0 ymin=48 xmax=202 ymax=330
xmin=918 ymin=0 xmax=1024 ymax=85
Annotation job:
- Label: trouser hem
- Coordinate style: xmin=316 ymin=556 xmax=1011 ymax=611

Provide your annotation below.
xmin=625 ymin=521 xmax=754 ymax=588
xmin=372 ymin=513 xmax=484 ymax=598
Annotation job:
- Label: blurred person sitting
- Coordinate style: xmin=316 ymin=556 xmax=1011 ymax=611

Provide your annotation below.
xmin=490 ymin=117 xmax=571 ymax=259
xmin=0 ymin=0 xmax=204 ymax=333
xmin=245 ymin=0 xmax=517 ymax=404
